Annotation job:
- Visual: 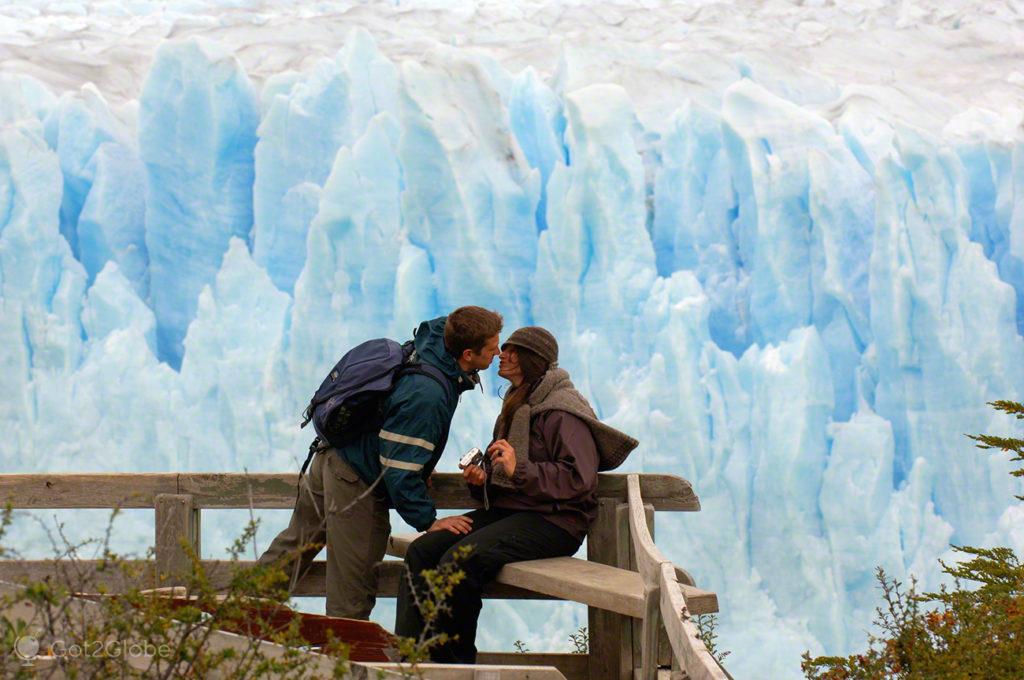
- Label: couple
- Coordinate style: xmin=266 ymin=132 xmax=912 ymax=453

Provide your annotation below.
xmin=258 ymin=306 xmax=637 ymax=663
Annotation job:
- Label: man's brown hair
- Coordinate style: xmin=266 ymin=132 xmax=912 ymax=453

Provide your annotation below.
xmin=444 ymin=306 xmax=504 ymax=355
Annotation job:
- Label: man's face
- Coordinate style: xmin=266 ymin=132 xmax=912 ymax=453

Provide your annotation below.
xmin=463 ymin=333 xmax=501 ymax=371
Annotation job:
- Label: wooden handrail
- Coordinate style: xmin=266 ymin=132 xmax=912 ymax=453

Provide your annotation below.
xmin=625 ymin=474 xmax=728 ymax=680
xmin=626 ymin=475 xmax=670 ymax=582
xmin=0 ymin=472 xmax=699 ymax=511
xmin=659 ymin=564 xmax=730 ymax=680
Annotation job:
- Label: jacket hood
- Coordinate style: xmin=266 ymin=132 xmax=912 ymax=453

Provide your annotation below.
xmin=530 ymin=368 xmax=638 ymax=471
xmin=413 ymin=316 xmax=478 ymax=394
xmin=493 ymin=367 xmax=638 ymax=474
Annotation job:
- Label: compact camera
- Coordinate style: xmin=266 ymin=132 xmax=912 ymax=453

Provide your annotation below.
xmin=459 ymin=447 xmax=486 ymax=469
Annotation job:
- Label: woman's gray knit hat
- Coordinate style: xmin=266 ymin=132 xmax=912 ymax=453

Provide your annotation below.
xmin=503 ymin=326 xmax=559 ymax=366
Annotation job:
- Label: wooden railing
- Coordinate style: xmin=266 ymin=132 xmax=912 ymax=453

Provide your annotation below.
xmin=0 ymin=471 xmax=726 ymax=680
xmin=625 ymin=475 xmax=731 ymax=680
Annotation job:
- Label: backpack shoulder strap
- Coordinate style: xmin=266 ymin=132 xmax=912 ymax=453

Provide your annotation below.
xmin=397 ymin=361 xmax=455 ymax=409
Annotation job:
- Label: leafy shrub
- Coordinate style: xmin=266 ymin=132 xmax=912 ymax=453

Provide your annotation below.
xmin=802 ymin=400 xmax=1024 ymax=679
xmin=0 ymin=506 xmax=349 ymax=678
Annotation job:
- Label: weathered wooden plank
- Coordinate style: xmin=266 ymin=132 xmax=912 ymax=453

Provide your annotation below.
xmin=0 ymin=473 xmax=699 ymax=511
xmin=648 ymin=514 xmax=675 ymax=668
xmin=621 ymin=500 xmax=664 ymax=669
xmin=658 ymin=564 xmax=727 ymax=680
xmin=670 ymin=653 xmax=686 ymax=680
xmin=639 ymin=586 xmax=662 ymax=680
xmin=373 ymin=553 xmax=648 ymax=615
xmin=587 ymin=499 xmax=634 ymax=680
xmin=477 ymin=653 xmax=588 ymax=680
xmin=595 ymin=475 xmax=700 ymax=511
xmin=0 ymin=473 xmax=178 ymax=508
xmin=627 ymin=476 xmax=671 ymax=584
xmin=633 ymin=670 xmax=676 ymax=680
xmin=373 ymin=560 xmax=557 ymax=600
xmin=177 ymin=473 xmax=300 ymax=509
xmin=0 ymin=555 xmax=716 ymax=615
xmin=389 ymin=533 xmax=644 ymax=615
xmin=675 ymin=585 xmax=716 ymax=618
xmin=155 ymin=494 xmax=200 ymax=583
xmin=351 ymin=662 xmax=567 ymax=680
xmin=194 ymin=560 xmax=559 ymax=600
xmin=0 ymin=560 xmax=159 ymax=590
xmin=627 ymin=475 xmax=668 ymax=680
xmin=387 ymin=534 xmax=718 ymax=617
xmin=505 ymin=557 xmax=647 ymax=618
xmin=617 ymin=503 xmax=672 ymax=668
xmin=674 ymin=565 xmax=696 ymax=587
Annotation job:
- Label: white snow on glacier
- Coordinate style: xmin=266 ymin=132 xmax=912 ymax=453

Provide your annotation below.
xmin=2 ymin=1 xmax=1024 ymax=677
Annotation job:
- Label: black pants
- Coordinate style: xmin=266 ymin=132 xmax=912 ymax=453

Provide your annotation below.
xmin=394 ymin=508 xmax=582 ymax=663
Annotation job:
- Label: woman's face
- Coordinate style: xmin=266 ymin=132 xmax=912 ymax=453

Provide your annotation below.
xmin=497 ymin=346 xmax=524 ymax=386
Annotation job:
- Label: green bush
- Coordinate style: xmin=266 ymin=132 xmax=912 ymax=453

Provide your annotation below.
xmin=0 ymin=507 xmax=350 ymax=679
xmin=802 ymin=400 xmax=1024 ymax=679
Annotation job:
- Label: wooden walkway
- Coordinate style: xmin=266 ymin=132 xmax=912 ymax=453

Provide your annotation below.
xmin=0 ymin=471 xmax=731 ymax=680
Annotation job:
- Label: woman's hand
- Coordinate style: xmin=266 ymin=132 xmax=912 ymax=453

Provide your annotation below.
xmin=488 ymin=439 xmax=517 ymax=477
xmin=462 ymin=464 xmax=487 ymax=486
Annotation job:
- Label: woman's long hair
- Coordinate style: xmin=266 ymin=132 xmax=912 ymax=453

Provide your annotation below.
xmin=496 ymin=345 xmax=550 ymax=439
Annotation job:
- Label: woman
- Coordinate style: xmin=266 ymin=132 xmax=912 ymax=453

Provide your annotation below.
xmin=394 ymin=326 xmax=638 ymax=663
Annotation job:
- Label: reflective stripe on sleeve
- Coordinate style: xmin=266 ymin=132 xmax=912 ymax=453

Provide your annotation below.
xmin=379 ymin=456 xmax=425 ymax=472
xmin=379 ymin=429 xmax=436 ymax=452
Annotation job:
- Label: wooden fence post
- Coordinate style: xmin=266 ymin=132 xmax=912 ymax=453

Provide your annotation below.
xmin=670 ymin=653 xmax=687 ymax=680
xmin=155 ymin=494 xmax=201 ymax=584
xmin=619 ymin=502 xmax=671 ymax=670
xmin=588 ymin=499 xmax=633 ymax=680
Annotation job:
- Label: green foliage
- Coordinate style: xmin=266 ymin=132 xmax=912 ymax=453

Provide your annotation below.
xmin=392 ymin=544 xmax=472 ymax=674
xmin=568 ymin=625 xmax=588 ymax=654
xmin=966 ymin=400 xmax=1024 ymax=500
xmin=0 ymin=503 xmax=13 ymax=559
xmin=802 ymin=400 xmax=1024 ymax=679
xmin=0 ymin=507 xmax=349 ymax=678
xmin=510 ymin=625 xmax=587 ymax=655
xmin=695 ymin=614 xmax=730 ymax=664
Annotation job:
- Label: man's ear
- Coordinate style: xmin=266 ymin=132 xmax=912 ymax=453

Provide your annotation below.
xmin=461 ymin=348 xmax=474 ymax=363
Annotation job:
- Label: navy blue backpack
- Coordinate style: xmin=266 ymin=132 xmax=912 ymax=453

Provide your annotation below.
xmin=298 ymin=337 xmax=452 ymax=475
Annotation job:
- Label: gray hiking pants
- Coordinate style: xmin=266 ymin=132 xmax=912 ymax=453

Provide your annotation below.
xmin=257 ymin=449 xmax=391 ymax=619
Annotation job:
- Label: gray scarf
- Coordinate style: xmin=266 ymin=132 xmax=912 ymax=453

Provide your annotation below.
xmin=490 ymin=368 xmax=639 ymax=488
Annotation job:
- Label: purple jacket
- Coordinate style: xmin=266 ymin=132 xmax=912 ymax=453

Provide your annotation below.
xmin=470 ymin=410 xmax=599 ymax=541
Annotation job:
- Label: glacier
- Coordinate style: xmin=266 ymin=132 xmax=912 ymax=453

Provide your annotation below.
xmin=2 ymin=2 xmax=1024 ymax=677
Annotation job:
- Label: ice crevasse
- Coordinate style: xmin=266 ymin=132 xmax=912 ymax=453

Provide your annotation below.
xmin=1 ymin=28 xmax=1023 ymax=679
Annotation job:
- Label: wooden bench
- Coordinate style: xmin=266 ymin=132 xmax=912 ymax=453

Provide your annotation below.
xmin=384 ymin=534 xmax=719 ymax=617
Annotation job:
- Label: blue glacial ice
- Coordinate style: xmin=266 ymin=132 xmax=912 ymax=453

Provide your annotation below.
xmin=253 ymin=28 xmax=402 ymax=296
xmin=140 ymin=38 xmax=259 ymax=367
xmin=1 ymin=28 xmax=1023 ymax=679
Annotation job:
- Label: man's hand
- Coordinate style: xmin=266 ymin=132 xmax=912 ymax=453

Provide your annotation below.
xmin=488 ymin=439 xmax=517 ymax=477
xmin=428 ymin=515 xmax=473 ymax=535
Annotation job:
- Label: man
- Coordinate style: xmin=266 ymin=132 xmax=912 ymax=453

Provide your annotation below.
xmin=258 ymin=306 xmax=503 ymax=619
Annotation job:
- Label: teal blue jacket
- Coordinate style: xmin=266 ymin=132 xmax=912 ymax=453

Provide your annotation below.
xmin=338 ymin=317 xmax=478 ymax=530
